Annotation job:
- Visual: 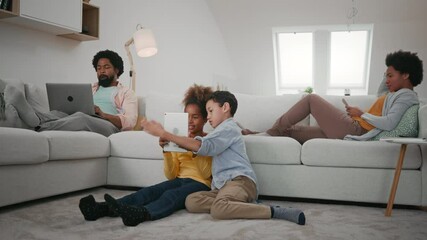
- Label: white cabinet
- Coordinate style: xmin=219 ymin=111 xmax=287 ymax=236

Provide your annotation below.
xmin=2 ymin=0 xmax=82 ymax=35
xmin=20 ymin=0 xmax=81 ymax=32
xmin=59 ymin=2 xmax=99 ymax=41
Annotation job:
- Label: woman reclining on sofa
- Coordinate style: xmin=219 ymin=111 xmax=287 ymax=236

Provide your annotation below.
xmin=242 ymin=50 xmax=423 ymax=143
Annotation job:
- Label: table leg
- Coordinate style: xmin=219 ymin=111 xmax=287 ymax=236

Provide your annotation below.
xmin=385 ymin=144 xmax=407 ymax=217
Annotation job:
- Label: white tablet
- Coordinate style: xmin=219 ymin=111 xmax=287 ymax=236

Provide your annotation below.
xmin=163 ymin=112 xmax=188 ymax=152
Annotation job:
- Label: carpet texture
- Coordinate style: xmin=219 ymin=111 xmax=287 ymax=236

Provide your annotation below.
xmin=1 ymin=188 xmax=427 ymax=240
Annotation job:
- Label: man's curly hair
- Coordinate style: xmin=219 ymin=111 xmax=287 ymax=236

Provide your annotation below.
xmin=386 ymin=50 xmax=423 ymax=86
xmin=182 ymin=84 xmax=213 ymax=119
xmin=92 ymin=50 xmax=124 ymax=77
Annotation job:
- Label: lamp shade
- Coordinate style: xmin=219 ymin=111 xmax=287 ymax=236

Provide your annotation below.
xmin=133 ymin=28 xmax=158 ymax=57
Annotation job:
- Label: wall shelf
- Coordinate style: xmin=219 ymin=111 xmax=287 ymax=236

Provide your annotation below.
xmin=0 ymin=0 xmax=19 ymax=19
xmin=59 ymin=2 xmax=99 ymax=41
xmin=1 ymin=0 xmax=99 ymax=41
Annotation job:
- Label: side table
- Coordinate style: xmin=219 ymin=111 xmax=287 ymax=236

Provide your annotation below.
xmin=380 ymin=137 xmax=427 ymax=216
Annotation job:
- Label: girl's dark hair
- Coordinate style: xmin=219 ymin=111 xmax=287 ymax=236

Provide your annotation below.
xmin=386 ymin=50 xmax=423 ymax=86
xmin=182 ymin=84 xmax=213 ymax=119
xmin=208 ymin=91 xmax=238 ymax=116
xmin=92 ymin=50 xmax=124 ymax=77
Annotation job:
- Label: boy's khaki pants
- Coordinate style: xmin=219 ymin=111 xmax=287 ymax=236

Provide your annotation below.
xmin=185 ymin=176 xmax=271 ymax=219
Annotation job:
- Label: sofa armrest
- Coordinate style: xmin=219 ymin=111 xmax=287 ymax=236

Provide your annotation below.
xmin=418 ymin=104 xmax=427 ymax=139
xmin=418 ymin=104 xmax=427 ymax=207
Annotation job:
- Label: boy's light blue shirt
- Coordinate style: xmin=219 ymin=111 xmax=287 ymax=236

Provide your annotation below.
xmin=195 ymin=118 xmax=258 ymax=192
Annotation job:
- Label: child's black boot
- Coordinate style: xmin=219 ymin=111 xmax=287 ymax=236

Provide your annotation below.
xmin=79 ymin=195 xmax=117 ymax=221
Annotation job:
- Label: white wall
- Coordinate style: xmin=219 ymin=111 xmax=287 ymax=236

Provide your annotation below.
xmin=206 ymin=0 xmax=427 ymax=97
xmin=0 ymin=0 xmax=235 ymax=97
xmin=1 ymin=0 xmax=426 ymax=98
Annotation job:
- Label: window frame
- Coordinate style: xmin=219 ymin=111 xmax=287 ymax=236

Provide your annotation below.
xmin=273 ymin=24 xmax=373 ymax=95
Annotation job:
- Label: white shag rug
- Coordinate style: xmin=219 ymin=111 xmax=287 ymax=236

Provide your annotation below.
xmin=1 ymin=188 xmax=427 ymax=240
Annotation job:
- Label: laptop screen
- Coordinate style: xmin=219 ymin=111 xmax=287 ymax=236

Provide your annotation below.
xmin=46 ymin=83 xmax=95 ymax=115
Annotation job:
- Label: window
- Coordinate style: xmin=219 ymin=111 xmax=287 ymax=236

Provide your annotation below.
xmin=273 ymin=24 xmax=373 ymax=95
xmin=277 ymin=32 xmax=313 ymax=89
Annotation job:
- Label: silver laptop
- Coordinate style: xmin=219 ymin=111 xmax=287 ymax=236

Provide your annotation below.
xmin=46 ymin=83 xmax=95 ymax=115
xmin=163 ymin=112 xmax=188 ymax=152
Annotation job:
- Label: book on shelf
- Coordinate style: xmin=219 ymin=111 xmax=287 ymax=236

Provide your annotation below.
xmin=0 ymin=0 xmax=11 ymax=11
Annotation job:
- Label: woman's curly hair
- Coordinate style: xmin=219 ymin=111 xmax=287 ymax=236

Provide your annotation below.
xmin=386 ymin=50 xmax=423 ymax=86
xmin=182 ymin=84 xmax=213 ymax=119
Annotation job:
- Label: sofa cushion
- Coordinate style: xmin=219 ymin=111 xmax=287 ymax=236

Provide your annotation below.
xmin=244 ymin=135 xmax=301 ymax=165
xmin=370 ymin=104 xmax=419 ymax=141
xmin=301 ymin=139 xmax=422 ymax=169
xmin=234 ymin=93 xmax=307 ymax=132
xmin=0 ymin=127 xmax=49 ymax=165
xmin=39 ymin=131 xmax=110 ymax=160
xmin=109 ymin=131 xmax=163 ymax=159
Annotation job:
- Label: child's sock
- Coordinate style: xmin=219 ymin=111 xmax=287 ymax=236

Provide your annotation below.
xmin=104 ymin=193 xmax=151 ymax=227
xmin=271 ymin=206 xmax=306 ymax=225
xmin=79 ymin=195 xmax=109 ymax=221
xmin=4 ymin=85 xmax=40 ymax=127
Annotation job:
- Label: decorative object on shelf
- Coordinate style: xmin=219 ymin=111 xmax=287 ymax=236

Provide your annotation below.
xmin=124 ymin=24 xmax=158 ymax=91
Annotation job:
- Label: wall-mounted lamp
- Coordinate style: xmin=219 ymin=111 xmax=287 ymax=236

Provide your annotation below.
xmin=124 ymin=24 xmax=157 ymax=91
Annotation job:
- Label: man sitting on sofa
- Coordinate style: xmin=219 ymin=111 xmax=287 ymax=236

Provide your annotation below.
xmin=2 ymin=49 xmax=138 ymax=137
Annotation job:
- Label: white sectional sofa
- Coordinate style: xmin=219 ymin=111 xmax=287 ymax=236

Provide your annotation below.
xmin=1 ymin=88 xmax=426 ymax=209
xmin=109 ymin=92 xmax=427 ymax=207
xmin=0 ymin=128 xmax=109 ymax=207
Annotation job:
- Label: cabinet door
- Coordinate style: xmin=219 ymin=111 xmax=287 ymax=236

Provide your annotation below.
xmin=20 ymin=0 xmax=81 ymax=32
